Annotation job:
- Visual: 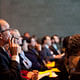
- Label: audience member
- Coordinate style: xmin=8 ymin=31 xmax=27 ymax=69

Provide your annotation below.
xmin=0 ymin=19 xmax=26 ymax=80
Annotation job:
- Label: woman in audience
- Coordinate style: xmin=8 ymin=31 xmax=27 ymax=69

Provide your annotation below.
xmin=64 ymin=34 xmax=80 ymax=80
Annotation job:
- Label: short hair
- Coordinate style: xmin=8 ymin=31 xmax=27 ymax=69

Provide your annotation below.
xmin=41 ymin=35 xmax=49 ymax=45
xmin=63 ymin=36 xmax=70 ymax=48
xmin=51 ymin=34 xmax=59 ymax=40
xmin=51 ymin=36 xmax=54 ymax=40
xmin=68 ymin=34 xmax=80 ymax=56
xmin=28 ymin=36 xmax=36 ymax=43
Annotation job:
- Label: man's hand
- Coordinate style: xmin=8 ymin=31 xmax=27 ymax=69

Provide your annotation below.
xmin=9 ymin=38 xmax=21 ymax=56
xmin=27 ymin=72 xmax=34 ymax=79
xmin=32 ymin=70 xmax=38 ymax=80
xmin=27 ymin=70 xmax=39 ymax=80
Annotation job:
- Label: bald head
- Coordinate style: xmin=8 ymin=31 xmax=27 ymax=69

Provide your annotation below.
xmin=0 ymin=19 xmax=10 ymax=32
xmin=0 ymin=19 xmax=11 ymax=46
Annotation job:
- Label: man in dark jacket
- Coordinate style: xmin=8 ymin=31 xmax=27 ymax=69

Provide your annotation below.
xmin=0 ymin=19 xmax=26 ymax=80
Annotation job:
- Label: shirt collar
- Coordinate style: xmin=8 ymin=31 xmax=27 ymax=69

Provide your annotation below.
xmin=44 ymin=44 xmax=49 ymax=49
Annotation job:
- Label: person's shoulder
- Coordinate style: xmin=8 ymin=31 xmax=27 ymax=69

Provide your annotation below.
xmin=0 ymin=52 xmax=3 ymax=59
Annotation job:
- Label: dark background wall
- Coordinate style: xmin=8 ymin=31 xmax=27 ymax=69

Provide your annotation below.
xmin=0 ymin=0 xmax=80 ymax=37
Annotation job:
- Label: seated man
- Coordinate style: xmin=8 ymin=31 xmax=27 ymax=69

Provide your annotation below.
xmin=41 ymin=35 xmax=55 ymax=62
xmin=25 ymin=36 xmax=47 ymax=71
xmin=0 ymin=19 xmax=24 ymax=80
xmin=50 ymin=35 xmax=65 ymax=60
xmin=0 ymin=19 xmax=38 ymax=80
xmin=41 ymin=35 xmax=69 ymax=80
xmin=41 ymin=35 xmax=64 ymax=62
xmin=10 ymin=29 xmax=32 ymax=70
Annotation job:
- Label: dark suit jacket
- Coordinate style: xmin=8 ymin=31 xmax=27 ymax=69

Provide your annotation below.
xmin=25 ymin=48 xmax=46 ymax=71
xmin=41 ymin=47 xmax=54 ymax=62
xmin=50 ymin=46 xmax=59 ymax=55
xmin=0 ymin=47 xmax=25 ymax=80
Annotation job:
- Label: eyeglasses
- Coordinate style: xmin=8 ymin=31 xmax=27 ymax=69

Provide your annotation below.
xmin=0 ymin=29 xmax=11 ymax=33
xmin=11 ymin=35 xmax=19 ymax=41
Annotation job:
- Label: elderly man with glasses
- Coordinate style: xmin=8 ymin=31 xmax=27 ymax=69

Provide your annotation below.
xmin=0 ymin=19 xmax=28 ymax=80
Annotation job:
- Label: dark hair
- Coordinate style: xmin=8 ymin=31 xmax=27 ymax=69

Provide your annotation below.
xmin=68 ymin=34 xmax=80 ymax=56
xmin=51 ymin=34 xmax=60 ymax=41
xmin=63 ymin=36 xmax=70 ymax=49
xmin=41 ymin=35 xmax=49 ymax=45
xmin=51 ymin=36 xmax=54 ymax=40
xmin=22 ymin=36 xmax=30 ymax=43
xmin=28 ymin=36 xmax=37 ymax=43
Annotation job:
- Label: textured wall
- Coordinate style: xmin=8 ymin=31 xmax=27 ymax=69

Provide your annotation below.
xmin=0 ymin=0 xmax=80 ymax=37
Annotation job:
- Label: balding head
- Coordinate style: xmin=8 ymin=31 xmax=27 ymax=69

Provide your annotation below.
xmin=0 ymin=19 xmax=10 ymax=32
xmin=0 ymin=19 xmax=11 ymax=46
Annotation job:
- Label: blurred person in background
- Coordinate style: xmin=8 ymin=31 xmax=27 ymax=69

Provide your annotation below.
xmin=10 ymin=29 xmax=32 ymax=70
xmin=64 ymin=34 xmax=80 ymax=80
xmin=25 ymin=36 xmax=47 ymax=71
